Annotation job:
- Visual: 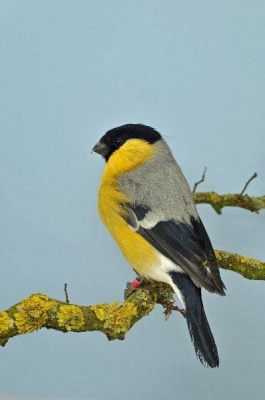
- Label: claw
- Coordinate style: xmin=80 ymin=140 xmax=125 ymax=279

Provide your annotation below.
xmin=163 ymin=302 xmax=186 ymax=320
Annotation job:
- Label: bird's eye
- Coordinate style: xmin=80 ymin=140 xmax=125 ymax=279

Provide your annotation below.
xmin=113 ymin=137 xmax=124 ymax=147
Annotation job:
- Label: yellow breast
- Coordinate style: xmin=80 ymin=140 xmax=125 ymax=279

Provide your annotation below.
xmin=97 ymin=139 xmax=158 ymax=276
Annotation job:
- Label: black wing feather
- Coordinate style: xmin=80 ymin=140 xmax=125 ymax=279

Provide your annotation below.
xmin=123 ymin=204 xmax=225 ymax=295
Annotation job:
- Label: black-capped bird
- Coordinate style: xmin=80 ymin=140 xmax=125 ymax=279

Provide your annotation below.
xmin=92 ymin=124 xmax=225 ymax=368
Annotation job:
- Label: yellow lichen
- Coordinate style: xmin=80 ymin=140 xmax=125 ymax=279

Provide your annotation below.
xmin=57 ymin=305 xmax=85 ymax=331
xmin=134 ymin=290 xmax=155 ymax=312
xmin=90 ymin=302 xmax=118 ymax=322
xmin=208 ymin=192 xmax=221 ymax=202
xmin=91 ymin=301 xmax=137 ymax=334
xmin=14 ymin=294 xmax=55 ymax=334
xmin=0 ymin=312 xmax=13 ymax=334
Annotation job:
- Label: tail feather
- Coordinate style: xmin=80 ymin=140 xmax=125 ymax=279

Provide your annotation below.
xmin=170 ymin=271 xmax=219 ymax=368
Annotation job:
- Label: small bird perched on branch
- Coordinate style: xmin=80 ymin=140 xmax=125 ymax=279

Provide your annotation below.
xmin=92 ymin=124 xmax=226 ymax=368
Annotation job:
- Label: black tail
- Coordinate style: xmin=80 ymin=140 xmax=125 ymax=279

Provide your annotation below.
xmin=170 ymin=272 xmax=219 ymax=368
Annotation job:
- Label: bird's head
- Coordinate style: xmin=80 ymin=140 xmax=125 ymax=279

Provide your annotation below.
xmin=92 ymin=124 xmax=161 ymax=162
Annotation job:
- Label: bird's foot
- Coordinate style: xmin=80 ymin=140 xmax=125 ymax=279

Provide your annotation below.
xmin=124 ymin=276 xmax=144 ymax=300
xmin=163 ymin=302 xmax=186 ymax=320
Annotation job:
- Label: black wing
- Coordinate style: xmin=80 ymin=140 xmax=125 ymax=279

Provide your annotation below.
xmin=123 ymin=203 xmax=225 ymax=295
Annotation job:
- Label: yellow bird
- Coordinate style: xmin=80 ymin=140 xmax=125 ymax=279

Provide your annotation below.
xmin=93 ymin=123 xmax=225 ymax=368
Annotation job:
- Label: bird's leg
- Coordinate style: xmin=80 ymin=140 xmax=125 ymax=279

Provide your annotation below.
xmin=124 ymin=276 xmax=144 ymax=300
xmin=163 ymin=301 xmax=186 ymax=320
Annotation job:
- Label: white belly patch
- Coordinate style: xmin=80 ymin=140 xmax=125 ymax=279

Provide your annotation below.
xmin=140 ymin=254 xmax=186 ymax=308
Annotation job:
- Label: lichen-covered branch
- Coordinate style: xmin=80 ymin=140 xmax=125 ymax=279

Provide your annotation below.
xmin=194 ymin=192 xmax=265 ymax=214
xmin=0 ymin=281 xmax=173 ymax=347
xmin=215 ymin=250 xmax=265 ymax=280
xmin=1 ymin=250 xmax=264 ymax=347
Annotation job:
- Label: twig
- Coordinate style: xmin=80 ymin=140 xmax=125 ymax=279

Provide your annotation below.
xmin=240 ymin=172 xmax=258 ymax=196
xmin=193 ymin=167 xmax=207 ymax=193
xmin=64 ymin=283 xmax=69 ymax=304
xmin=193 ymin=192 xmax=264 ymax=214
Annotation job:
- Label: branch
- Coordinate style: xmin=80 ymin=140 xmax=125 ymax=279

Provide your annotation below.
xmin=240 ymin=172 xmax=258 ymax=196
xmin=192 ymin=171 xmax=262 ymax=214
xmin=64 ymin=283 xmax=70 ymax=304
xmin=1 ymin=250 xmax=264 ymax=347
xmin=215 ymin=250 xmax=265 ymax=280
xmin=194 ymin=192 xmax=265 ymax=214
xmin=0 ymin=281 xmax=171 ymax=347
xmin=192 ymin=167 xmax=207 ymax=193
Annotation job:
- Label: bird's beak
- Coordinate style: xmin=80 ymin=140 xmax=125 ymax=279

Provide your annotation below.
xmin=91 ymin=141 xmax=108 ymax=156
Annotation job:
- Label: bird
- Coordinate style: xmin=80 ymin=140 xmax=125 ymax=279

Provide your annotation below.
xmin=92 ymin=123 xmax=226 ymax=368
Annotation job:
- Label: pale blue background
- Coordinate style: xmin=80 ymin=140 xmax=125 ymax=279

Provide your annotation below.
xmin=0 ymin=1 xmax=264 ymax=399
